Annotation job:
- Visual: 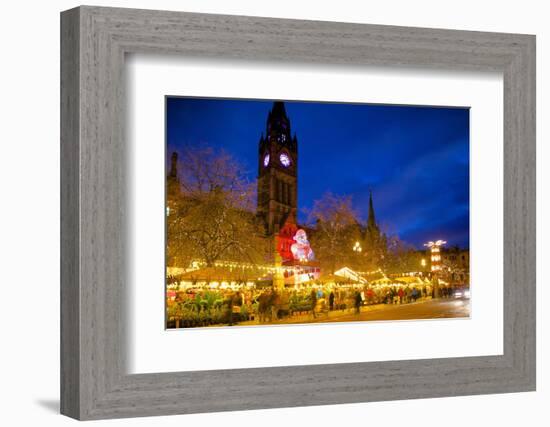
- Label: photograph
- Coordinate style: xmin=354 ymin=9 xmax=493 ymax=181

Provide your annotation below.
xmin=165 ymin=97 xmax=471 ymax=329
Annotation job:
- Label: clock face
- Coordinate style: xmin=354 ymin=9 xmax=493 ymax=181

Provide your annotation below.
xmin=279 ymin=153 xmax=291 ymax=167
xmin=263 ymin=153 xmax=270 ymax=167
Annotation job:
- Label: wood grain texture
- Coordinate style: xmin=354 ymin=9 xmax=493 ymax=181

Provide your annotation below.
xmin=60 ymin=7 xmax=80 ymax=419
xmin=60 ymin=5 xmax=536 ymax=420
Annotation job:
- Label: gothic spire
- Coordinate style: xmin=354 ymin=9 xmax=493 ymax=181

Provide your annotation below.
xmin=367 ymin=190 xmax=378 ymax=231
xmin=266 ymin=101 xmax=290 ymax=137
xmin=167 ymin=151 xmax=180 ymax=197
xmin=169 ymin=152 xmax=178 ymax=179
xmin=271 ymin=101 xmax=287 ymax=119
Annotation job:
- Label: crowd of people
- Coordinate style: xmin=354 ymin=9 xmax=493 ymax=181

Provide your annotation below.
xmin=166 ymin=281 xmax=461 ymax=328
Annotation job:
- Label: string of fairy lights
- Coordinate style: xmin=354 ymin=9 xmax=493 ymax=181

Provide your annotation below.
xmin=170 ymin=259 xmax=388 ymax=277
xmin=166 ymin=239 xmax=449 ymax=291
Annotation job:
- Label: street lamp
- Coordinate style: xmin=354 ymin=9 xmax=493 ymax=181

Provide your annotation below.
xmin=353 ymin=241 xmax=362 ymax=252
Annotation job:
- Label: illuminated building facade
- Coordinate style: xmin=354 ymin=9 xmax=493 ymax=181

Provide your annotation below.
xmin=440 ymin=247 xmax=470 ymax=284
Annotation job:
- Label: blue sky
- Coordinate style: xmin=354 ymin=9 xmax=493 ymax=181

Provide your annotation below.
xmin=166 ymin=97 xmax=470 ymax=249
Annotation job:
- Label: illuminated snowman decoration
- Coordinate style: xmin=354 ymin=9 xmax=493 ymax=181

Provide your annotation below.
xmin=291 ymin=229 xmax=315 ymax=262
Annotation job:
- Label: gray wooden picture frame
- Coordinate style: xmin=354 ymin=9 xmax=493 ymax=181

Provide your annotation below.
xmin=60 ymin=5 xmax=536 ymax=420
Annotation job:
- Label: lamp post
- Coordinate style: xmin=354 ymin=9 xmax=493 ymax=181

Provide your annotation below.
xmin=424 ymin=240 xmax=446 ymax=298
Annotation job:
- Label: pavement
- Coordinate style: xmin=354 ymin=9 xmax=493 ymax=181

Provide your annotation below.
xmin=237 ymin=297 xmax=470 ymax=326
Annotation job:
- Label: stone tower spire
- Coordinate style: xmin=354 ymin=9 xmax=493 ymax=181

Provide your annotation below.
xmin=257 ymin=101 xmax=298 ymax=235
xmin=367 ymin=190 xmax=379 ymax=234
xmin=167 ymin=151 xmax=180 ymax=198
xmin=169 ymin=152 xmax=178 ymax=180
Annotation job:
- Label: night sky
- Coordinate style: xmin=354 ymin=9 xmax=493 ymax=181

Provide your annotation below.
xmin=166 ymin=97 xmax=470 ymax=250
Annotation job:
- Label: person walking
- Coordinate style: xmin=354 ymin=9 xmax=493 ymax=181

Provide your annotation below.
xmin=354 ymin=291 xmax=362 ymax=314
xmin=225 ymin=292 xmax=235 ymax=326
xmin=271 ymin=289 xmax=280 ymax=321
xmin=310 ymin=288 xmax=318 ymax=318
xmin=329 ymin=291 xmax=335 ymax=311
xmin=411 ymin=287 xmax=418 ymax=302
xmin=258 ymin=291 xmax=267 ymax=323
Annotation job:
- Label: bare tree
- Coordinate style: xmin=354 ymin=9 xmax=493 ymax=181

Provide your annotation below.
xmin=167 ymin=146 xmax=267 ymax=267
xmin=308 ymin=192 xmax=362 ymax=273
xmin=381 ymin=235 xmax=422 ymax=274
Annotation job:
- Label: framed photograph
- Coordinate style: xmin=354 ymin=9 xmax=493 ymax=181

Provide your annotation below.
xmin=61 ymin=6 xmax=536 ymax=420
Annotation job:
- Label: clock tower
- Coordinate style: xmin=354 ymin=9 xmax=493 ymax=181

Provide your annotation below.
xmin=257 ymin=101 xmax=298 ymax=235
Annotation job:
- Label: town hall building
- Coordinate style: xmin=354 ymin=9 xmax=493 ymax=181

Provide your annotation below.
xmin=256 ymin=102 xmax=304 ymax=264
